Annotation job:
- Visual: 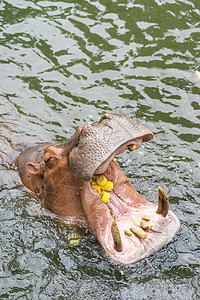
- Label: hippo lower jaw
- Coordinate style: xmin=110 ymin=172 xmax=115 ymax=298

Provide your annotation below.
xmin=81 ymin=161 xmax=180 ymax=265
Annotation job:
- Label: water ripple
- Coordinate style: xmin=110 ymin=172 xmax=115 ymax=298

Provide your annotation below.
xmin=0 ymin=0 xmax=200 ymax=299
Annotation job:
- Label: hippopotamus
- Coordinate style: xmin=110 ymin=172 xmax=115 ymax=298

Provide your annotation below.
xmin=16 ymin=114 xmax=180 ymax=265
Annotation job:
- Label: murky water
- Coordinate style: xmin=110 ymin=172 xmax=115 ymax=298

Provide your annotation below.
xmin=0 ymin=0 xmax=200 ymax=299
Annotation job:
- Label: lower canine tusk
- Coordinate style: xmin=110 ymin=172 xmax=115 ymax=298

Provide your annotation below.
xmin=156 ymin=186 xmax=169 ymax=217
xmin=111 ymin=221 xmax=122 ymax=252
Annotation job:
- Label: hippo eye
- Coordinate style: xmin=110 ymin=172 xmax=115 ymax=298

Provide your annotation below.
xmin=45 ymin=156 xmax=56 ymax=169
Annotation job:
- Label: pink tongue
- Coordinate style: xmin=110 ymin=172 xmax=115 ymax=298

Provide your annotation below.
xmin=106 ymin=192 xmax=130 ymax=217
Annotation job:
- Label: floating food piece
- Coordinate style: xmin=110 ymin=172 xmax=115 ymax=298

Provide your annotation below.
xmin=124 ymin=230 xmax=132 ymax=236
xmin=196 ymin=70 xmax=200 ymax=80
xmin=130 ymin=228 xmax=147 ymax=239
xmin=140 ymin=221 xmax=152 ymax=230
xmin=142 ymin=216 xmax=151 ymax=221
xmin=128 ymin=144 xmax=136 ymax=151
xmin=112 ymin=157 xmax=117 ymax=162
xmin=101 ymin=191 xmax=110 ymax=203
xmin=68 ymin=233 xmax=81 ymax=246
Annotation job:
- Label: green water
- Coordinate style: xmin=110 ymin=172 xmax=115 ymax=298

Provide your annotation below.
xmin=0 ymin=0 xmax=200 ymax=299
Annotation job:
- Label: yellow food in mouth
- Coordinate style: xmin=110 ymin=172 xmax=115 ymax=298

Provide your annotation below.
xmin=101 ymin=191 xmax=111 ymax=203
xmin=103 ymin=180 xmax=114 ymax=192
xmin=90 ymin=175 xmax=114 ymax=203
xmin=96 ymin=175 xmax=108 ymax=187
xmin=91 ymin=181 xmax=102 ymax=195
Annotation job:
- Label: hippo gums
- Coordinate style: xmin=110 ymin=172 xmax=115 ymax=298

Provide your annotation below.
xmin=16 ymin=114 xmax=180 ymax=265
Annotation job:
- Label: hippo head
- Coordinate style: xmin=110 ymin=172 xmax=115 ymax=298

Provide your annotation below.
xmin=16 ymin=114 xmax=180 ymax=265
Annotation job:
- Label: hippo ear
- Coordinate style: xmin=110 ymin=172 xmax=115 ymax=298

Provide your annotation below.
xmin=26 ymin=162 xmax=44 ymax=175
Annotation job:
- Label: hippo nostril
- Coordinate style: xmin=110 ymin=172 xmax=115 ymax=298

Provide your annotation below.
xmin=100 ymin=113 xmax=111 ymax=122
xmin=101 ymin=114 xmax=108 ymax=119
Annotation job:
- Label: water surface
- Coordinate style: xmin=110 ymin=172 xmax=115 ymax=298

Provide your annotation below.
xmin=0 ymin=0 xmax=200 ymax=299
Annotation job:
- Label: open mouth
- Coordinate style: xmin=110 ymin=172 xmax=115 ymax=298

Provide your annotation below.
xmin=83 ymin=144 xmax=179 ymax=265
xmin=69 ymin=114 xmax=180 ymax=265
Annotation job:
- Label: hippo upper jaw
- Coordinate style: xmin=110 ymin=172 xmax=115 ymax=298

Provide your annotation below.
xmin=94 ymin=137 xmax=144 ymax=175
xmin=69 ymin=113 xmax=153 ymax=181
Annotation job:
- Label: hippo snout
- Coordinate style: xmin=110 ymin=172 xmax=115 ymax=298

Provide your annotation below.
xmin=69 ymin=113 xmax=153 ymax=181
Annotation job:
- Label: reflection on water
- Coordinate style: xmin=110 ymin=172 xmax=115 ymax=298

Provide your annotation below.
xmin=0 ymin=0 xmax=199 ymax=299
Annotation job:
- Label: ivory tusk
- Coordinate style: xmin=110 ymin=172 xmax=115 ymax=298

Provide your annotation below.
xmin=111 ymin=221 xmax=122 ymax=252
xmin=156 ymin=186 xmax=169 ymax=217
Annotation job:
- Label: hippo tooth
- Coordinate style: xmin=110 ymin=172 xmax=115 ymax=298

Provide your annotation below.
xmin=130 ymin=228 xmax=147 ymax=239
xmin=111 ymin=221 xmax=123 ymax=252
xmin=156 ymin=186 xmax=169 ymax=217
xmin=140 ymin=221 xmax=152 ymax=230
xmin=142 ymin=216 xmax=151 ymax=221
xmin=128 ymin=144 xmax=137 ymax=151
xmin=124 ymin=230 xmax=132 ymax=236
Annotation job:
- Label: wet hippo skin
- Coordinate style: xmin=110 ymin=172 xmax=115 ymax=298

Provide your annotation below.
xmin=16 ymin=114 xmax=180 ymax=265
